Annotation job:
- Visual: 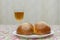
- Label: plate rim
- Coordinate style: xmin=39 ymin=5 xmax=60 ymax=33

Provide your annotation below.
xmin=12 ymin=30 xmax=54 ymax=38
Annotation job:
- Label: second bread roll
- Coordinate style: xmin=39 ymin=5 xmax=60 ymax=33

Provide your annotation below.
xmin=34 ymin=21 xmax=51 ymax=35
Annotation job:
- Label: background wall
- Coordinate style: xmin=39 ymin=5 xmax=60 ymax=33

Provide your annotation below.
xmin=0 ymin=0 xmax=60 ymax=25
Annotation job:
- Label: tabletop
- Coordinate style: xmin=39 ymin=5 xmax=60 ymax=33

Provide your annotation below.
xmin=0 ymin=25 xmax=60 ymax=40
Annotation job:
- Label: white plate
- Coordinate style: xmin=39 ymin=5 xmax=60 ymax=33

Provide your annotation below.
xmin=13 ymin=31 xmax=54 ymax=38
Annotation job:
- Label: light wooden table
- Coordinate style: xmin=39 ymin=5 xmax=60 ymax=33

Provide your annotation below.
xmin=0 ymin=25 xmax=60 ymax=40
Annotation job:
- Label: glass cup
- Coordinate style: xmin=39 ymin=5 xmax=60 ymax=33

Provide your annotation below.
xmin=14 ymin=9 xmax=24 ymax=22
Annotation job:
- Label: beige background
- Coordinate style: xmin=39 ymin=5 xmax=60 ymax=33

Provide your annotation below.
xmin=0 ymin=0 xmax=60 ymax=25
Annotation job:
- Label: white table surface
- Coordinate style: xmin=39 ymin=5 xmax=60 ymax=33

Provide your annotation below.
xmin=0 ymin=25 xmax=60 ymax=40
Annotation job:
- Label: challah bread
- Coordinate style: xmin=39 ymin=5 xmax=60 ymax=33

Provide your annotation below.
xmin=17 ymin=23 xmax=33 ymax=35
xmin=34 ymin=21 xmax=51 ymax=35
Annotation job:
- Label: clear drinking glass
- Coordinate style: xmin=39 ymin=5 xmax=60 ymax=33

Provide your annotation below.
xmin=14 ymin=9 xmax=24 ymax=22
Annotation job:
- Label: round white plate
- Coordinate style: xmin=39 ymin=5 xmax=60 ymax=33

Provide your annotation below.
xmin=13 ymin=31 xmax=54 ymax=38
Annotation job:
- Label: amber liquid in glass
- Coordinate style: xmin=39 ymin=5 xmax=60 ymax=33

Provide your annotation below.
xmin=14 ymin=12 xmax=24 ymax=21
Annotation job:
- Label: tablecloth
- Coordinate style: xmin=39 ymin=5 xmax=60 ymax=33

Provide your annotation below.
xmin=0 ymin=25 xmax=60 ymax=40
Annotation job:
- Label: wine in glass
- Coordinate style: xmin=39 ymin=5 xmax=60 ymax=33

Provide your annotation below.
xmin=14 ymin=9 xmax=24 ymax=22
